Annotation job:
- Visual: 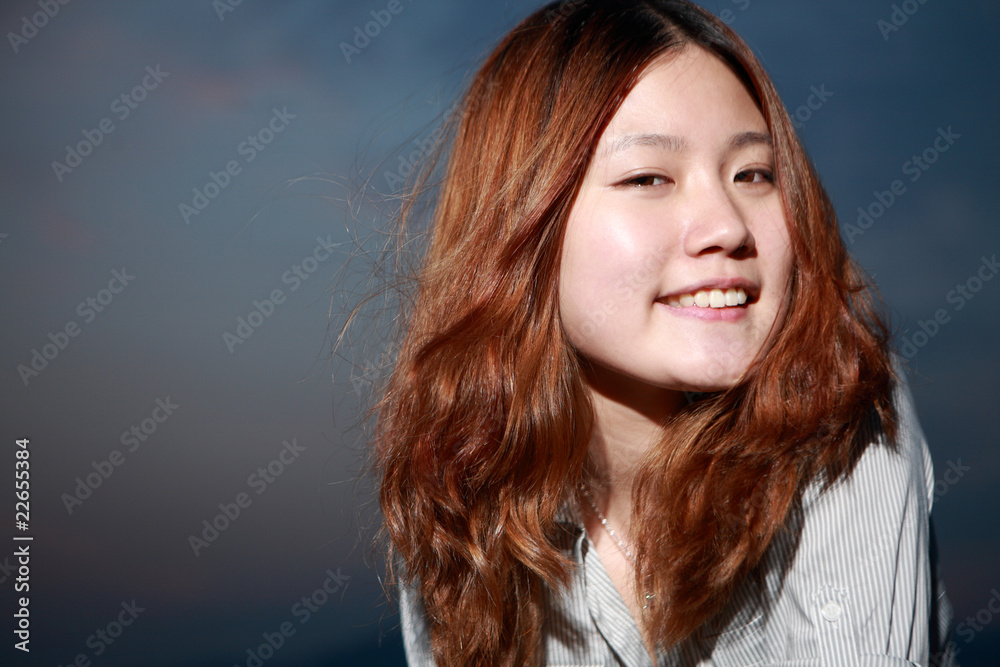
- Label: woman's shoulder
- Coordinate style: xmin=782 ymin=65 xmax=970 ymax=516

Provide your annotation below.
xmin=802 ymin=356 xmax=935 ymax=515
xmin=761 ymin=356 xmax=950 ymax=664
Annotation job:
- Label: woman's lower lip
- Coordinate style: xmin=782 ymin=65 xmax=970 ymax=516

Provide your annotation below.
xmin=656 ymin=301 xmax=749 ymax=321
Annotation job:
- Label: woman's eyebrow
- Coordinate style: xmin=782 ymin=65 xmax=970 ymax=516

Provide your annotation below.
xmin=600 ymin=130 xmax=772 ymax=158
xmin=728 ymin=130 xmax=772 ymax=152
xmin=602 ymin=132 xmax=688 ymax=157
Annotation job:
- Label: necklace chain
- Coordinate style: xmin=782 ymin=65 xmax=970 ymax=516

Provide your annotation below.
xmin=579 ymin=483 xmax=636 ymax=564
xmin=579 ymin=483 xmax=655 ymax=610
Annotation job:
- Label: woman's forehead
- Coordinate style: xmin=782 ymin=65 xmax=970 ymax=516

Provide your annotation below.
xmin=594 ymin=46 xmax=766 ymax=154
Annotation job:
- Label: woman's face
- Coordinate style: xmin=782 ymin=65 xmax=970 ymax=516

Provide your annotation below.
xmin=559 ymin=45 xmax=794 ymax=394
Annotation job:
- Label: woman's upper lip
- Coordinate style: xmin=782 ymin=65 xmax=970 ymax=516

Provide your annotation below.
xmin=658 ymin=277 xmax=759 ymax=300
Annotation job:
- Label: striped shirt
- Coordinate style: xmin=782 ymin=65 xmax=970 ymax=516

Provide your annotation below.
xmin=399 ymin=372 xmax=956 ymax=666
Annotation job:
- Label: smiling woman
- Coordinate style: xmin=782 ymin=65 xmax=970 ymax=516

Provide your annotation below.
xmin=560 ymin=47 xmax=793 ymax=396
xmin=558 ymin=44 xmax=798 ymax=631
xmin=369 ymin=1 xmax=956 ymax=665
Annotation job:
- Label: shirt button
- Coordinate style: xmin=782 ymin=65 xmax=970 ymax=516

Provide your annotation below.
xmin=821 ymin=601 xmax=843 ymax=622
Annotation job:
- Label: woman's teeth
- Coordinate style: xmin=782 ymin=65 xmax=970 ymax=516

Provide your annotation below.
xmin=667 ymin=287 xmax=747 ymax=309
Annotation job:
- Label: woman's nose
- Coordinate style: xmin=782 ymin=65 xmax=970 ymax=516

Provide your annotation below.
xmin=681 ymin=182 xmax=755 ymax=258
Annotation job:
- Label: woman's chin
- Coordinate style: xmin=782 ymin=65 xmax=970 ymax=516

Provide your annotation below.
xmin=676 ymin=364 xmax=748 ymax=392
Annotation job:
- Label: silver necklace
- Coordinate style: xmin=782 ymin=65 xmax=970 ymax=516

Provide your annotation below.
xmin=580 ymin=483 xmax=655 ymax=610
xmin=579 ymin=483 xmax=636 ymax=564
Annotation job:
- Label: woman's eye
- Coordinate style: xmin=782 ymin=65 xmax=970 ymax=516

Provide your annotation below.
xmin=620 ymin=174 xmax=670 ymax=188
xmin=734 ymin=168 xmax=774 ymax=184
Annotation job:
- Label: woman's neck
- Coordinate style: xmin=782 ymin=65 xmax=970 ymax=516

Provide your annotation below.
xmin=584 ymin=362 xmax=686 ymax=524
xmin=581 ymin=365 xmax=683 ymax=657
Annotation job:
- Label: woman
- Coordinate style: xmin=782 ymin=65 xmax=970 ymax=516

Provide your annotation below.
xmin=371 ymin=1 xmax=954 ymax=664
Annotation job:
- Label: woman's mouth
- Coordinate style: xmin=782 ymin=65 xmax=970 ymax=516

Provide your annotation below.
xmin=662 ymin=287 xmax=748 ymax=309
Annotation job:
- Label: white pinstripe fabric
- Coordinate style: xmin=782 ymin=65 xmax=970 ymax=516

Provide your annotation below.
xmin=399 ymin=372 xmax=956 ymax=666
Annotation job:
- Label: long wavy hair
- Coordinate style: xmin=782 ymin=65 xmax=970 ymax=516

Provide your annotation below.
xmin=373 ymin=1 xmax=896 ymax=664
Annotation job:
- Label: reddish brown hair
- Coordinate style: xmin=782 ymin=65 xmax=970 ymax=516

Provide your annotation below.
xmin=373 ymin=1 xmax=896 ymax=664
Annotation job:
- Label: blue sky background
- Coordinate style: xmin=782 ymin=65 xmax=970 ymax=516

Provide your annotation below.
xmin=0 ymin=1 xmax=997 ymax=664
